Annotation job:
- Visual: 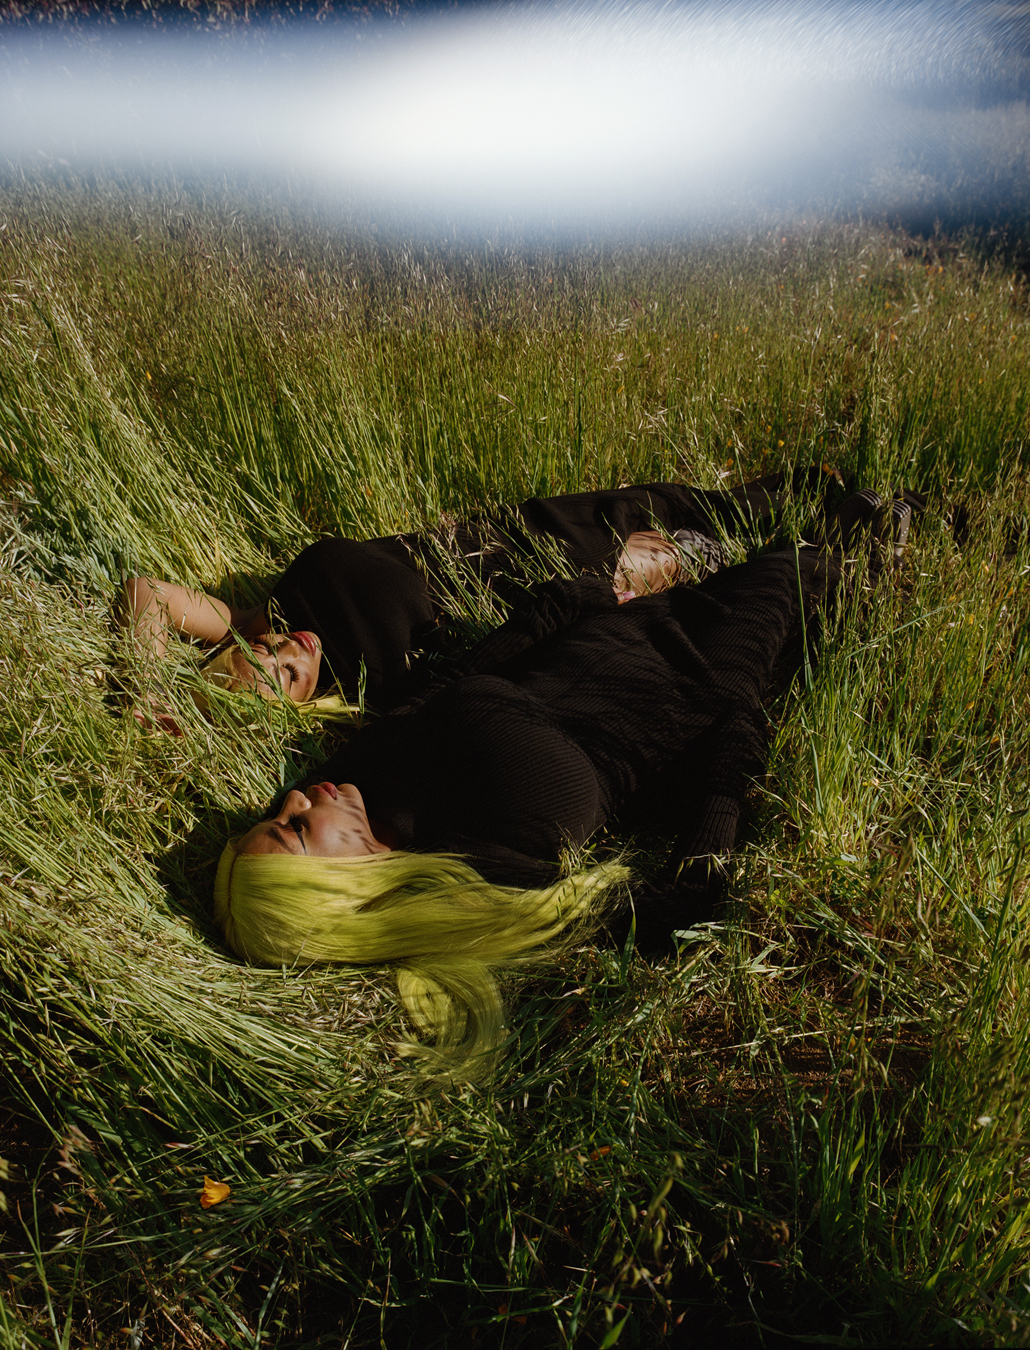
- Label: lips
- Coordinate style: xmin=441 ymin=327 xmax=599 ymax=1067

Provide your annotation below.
xmin=290 ymin=631 xmax=320 ymax=658
xmin=309 ymin=782 xmax=338 ymax=801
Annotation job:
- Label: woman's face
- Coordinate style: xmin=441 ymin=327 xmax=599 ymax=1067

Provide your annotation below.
xmin=237 ymin=783 xmax=391 ymax=858
xmin=205 ymin=631 xmax=322 ymax=703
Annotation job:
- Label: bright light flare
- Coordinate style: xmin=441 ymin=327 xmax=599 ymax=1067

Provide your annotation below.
xmin=0 ymin=2 xmax=1024 ymax=226
xmin=313 ymin=15 xmax=786 ymax=204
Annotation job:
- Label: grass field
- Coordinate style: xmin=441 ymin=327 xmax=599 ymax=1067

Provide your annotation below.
xmin=2 ymin=170 xmax=1030 ymax=1347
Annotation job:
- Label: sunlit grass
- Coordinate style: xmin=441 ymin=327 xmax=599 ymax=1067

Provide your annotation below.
xmin=2 ymin=171 xmax=1030 ymax=1345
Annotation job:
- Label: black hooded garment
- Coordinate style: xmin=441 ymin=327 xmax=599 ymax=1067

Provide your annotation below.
xmin=312 ymin=545 xmax=842 ymax=899
xmin=267 ymin=474 xmax=798 ymax=711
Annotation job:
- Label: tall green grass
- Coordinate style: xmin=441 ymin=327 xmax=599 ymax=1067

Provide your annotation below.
xmin=2 ymin=171 xmax=1030 ymax=1346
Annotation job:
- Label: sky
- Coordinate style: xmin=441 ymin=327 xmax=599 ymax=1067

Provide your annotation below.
xmin=1 ymin=1 xmax=1028 ymax=229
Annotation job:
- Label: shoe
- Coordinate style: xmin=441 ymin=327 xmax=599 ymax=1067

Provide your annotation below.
xmin=825 ymin=488 xmax=884 ymax=552
xmin=671 ymin=528 xmax=727 ymax=578
xmin=870 ymin=494 xmax=913 ymax=573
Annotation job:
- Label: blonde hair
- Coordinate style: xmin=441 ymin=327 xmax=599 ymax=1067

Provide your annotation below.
xmin=214 ymin=844 xmax=629 ymax=1077
xmin=197 ymin=642 xmax=359 ymax=720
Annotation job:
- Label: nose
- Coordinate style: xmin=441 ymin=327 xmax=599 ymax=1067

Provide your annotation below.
xmin=251 ymin=635 xmax=304 ymax=676
xmin=278 ymin=788 xmax=311 ymax=817
xmin=270 ymin=634 xmax=306 ymax=658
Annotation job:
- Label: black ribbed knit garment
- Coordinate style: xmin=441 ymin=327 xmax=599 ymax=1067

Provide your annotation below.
xmin=268 ymin=475 xmax=793 ymax=710
xmin=314 ymin=546 xmax=841 ymax=896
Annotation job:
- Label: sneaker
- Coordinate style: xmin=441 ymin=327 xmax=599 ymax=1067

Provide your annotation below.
xmin=826 ymin=488 xmax=884 ymax=552
xmin=672 ymin=528 xmax=727 ymax=579
xmin=870 ymin=495 xmax=913 ymax=573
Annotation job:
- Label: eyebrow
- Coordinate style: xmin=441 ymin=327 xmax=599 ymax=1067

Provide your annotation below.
xmin=267 ymin=823 xmax=305 ymax=854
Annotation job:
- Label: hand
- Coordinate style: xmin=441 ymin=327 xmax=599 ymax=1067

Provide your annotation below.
xmin=612 ymin=531 xmax=682 ymax=600
xmin=131 ymin=691 xmax=184 ymax=738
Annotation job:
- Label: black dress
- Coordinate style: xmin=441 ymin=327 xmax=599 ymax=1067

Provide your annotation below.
xmin=313 ymin=546 xmax=842 ymax=911
xmin=268 ymin=474 xmax=801 ymax=710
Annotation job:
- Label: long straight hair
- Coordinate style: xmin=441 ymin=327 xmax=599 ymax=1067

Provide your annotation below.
xmin=214 ymin=845 xmax=629 ymax=1076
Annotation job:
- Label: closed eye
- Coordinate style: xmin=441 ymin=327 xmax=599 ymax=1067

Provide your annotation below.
xmin=273 ymin=659 xmax=299 ymax=693
xmin=286 ymin=814 xmax=307 ymax=852
xmin=267 ymin=819 xmax=305 ymax=853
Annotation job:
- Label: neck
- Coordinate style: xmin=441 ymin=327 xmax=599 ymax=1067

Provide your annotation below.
xmin=370 ymin=819 xmax=400 ymax=851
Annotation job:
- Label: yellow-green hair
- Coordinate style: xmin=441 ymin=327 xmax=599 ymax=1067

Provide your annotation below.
xmin=213 ymin=844 xmax=629 ymax=1077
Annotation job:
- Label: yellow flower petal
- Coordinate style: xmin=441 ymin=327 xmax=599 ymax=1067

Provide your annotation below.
xmin=199 ymin=1176 xmax=231 ymax=1209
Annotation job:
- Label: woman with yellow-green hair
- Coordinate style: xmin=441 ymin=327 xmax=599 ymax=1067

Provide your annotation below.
xmin=216 ymin=486 xmax=911 ymax=1077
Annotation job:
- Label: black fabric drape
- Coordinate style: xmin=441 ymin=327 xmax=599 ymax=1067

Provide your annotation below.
xmin=313 ymin=547 xmax=842 ymax=905
xmin=268 ymin=473 xmax=812 ymax=710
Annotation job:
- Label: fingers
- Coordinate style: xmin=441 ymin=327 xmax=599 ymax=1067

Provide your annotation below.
xmin=131 ymin=698 xmax=184 ymax=738
xmin=614 ymin=531 xmax=682 ymax=598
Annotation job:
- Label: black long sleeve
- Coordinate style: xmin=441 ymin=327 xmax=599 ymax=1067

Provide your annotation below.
xmin=312 ymin=548 xmax=842 ymax=908
xmin=450 ymin=576 xmax=618 ymax=678
xmin=264 ymin=476 xmax=807 ymax=710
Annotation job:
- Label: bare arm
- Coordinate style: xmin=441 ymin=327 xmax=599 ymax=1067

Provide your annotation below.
xmin=115 ymin=577 xmax=268 ymax=735
xmin=119 ymin=576 xmax=266 ymax=661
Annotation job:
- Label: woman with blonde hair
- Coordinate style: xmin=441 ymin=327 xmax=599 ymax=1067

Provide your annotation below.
xmin=216 ymin=484 xmax=914 ymax=1076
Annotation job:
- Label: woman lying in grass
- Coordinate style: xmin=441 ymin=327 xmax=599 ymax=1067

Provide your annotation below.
xmin=214 ymin=488 xmax=916 ymax=1075
xmin=120 ymin=471 xmax=816 ymax=728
